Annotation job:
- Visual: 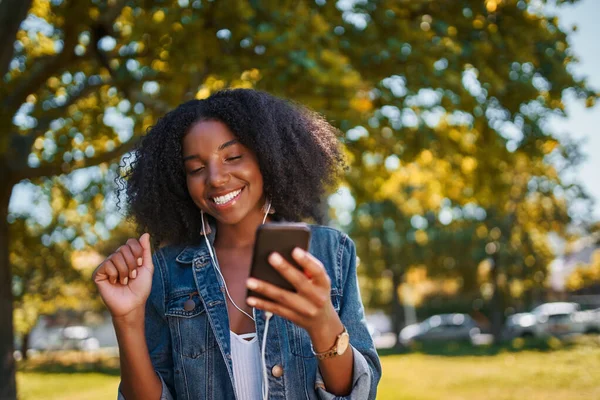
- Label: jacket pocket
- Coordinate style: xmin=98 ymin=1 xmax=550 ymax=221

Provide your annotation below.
xmin=288 ymin=288 xmax=342 ymax=358
xmin=165 ymin=292 xmax=217 ymax=358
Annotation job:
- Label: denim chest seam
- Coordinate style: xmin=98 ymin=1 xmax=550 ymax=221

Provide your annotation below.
xmin=155 ymin=249 xmax=169 ymax=314
xmin=335 ymin=233 xmax=347 ymax=295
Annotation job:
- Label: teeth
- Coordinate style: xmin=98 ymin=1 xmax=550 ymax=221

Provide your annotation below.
xmin=212 ymin=189 xmax=242 ymax=205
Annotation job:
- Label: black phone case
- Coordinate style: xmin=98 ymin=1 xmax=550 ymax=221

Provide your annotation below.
xmin=247 ymin=223 xmax=311 ymax=301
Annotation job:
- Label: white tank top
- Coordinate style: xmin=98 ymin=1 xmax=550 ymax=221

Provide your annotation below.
xmin=230 ymin=331 xmax=263 ymax=400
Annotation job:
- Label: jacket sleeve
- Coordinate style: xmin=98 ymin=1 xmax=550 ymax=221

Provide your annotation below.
xmin=117 ymin=251 xmax=175 ymax=400
xmin=315 ymin=234 xmax=382 ymax=400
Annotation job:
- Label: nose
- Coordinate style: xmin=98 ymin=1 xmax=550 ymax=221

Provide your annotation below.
xmin=207 ymin=164 xmax=230 ymax=187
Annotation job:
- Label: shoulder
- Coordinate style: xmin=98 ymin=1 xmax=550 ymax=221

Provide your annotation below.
xmin=308 ymin=224 xmax=356 ymax=288
xmin=308 ymin=224 xmax=354 ymax=253
xmin=308 ymin=224 xmax=350 ymax=243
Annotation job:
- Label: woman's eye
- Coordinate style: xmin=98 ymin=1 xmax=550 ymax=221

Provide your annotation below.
xmin=226 ymin=155 xmax=242 ymax=162
xmin=189 ymin=167 xmax=205 ymax=174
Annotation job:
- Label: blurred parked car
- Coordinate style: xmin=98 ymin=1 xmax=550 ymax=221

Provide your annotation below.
xmin=61 ymin=326 xmax=100 ymax=351
xmin=399 ymin=314 xmax=480 ymax=346
xmin=504 ymin=312 xmax=539 ymax=339
xmin=503 ymin=302 xmax=600 ymax=340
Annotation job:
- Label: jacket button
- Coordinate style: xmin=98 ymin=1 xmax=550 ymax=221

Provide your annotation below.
xmin=183 ymin=298 xmax=195 ymax=311
xmin=271 ymin=364 xmax=284 ymax=378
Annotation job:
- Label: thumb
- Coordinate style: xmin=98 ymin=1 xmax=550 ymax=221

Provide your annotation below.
xmin=139 ymin=233 xmax=154 ymax=273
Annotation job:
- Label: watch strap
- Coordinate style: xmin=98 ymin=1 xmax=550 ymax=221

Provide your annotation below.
xmin=311 ymin=326 xmax=348 ymax=360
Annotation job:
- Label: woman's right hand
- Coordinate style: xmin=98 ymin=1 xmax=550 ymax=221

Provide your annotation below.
xmin=92 ymin=233 xmax=154 ymax=319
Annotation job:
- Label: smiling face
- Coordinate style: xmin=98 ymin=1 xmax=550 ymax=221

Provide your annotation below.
xmin=182 ymin=119 xmax=266 ymax=227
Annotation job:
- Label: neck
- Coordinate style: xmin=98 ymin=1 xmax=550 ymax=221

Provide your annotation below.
xmin=214 ymin=211 xmax=270 ymax=249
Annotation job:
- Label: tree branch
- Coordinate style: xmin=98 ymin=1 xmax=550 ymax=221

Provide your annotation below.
xmin=0 ymin=0 xmax=32 ymax=77
xmin=14 ymin=136 xmax=140 ymax=182
xmin=2 ymin=4 xmax=81 ymax=116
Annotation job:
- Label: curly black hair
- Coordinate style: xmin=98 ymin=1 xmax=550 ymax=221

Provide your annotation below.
xmin=117 ymin=89 xmax=346 ymax=247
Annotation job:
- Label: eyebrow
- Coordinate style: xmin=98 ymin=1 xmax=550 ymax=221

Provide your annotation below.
xmin=218 ymin=139 xmax=239 ymax=151
xmin=183 ymin=139 xmax=240 ymax=162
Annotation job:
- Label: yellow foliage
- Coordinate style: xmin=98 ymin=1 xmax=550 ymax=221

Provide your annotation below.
xmin=486 ymin=0 xmax=499 ymax=13
xmin=473 ymin=18 xmax=485 ymax=30
xmin=419 ymin=150 xmax=433 ymax=164
xmin=406 ymin=266 xmax=428 ymax=285
xmin=415 ymin=230 xmax=428 ymax=246
xmin=30 ymin=0 xmax=51 ymax=18
xmin=241 ymin=69 xmax=261 ymax=82
xmin=196 ymin=87 xmax=211 ymax=100
xmin=310 ymin=13 xmax=330 ymax=35
xmin=153 ymin=10 xmax=166 ymax=23
xmin=566 ymin=250 xmax=600 ymax=291
xmin=461 ymin=157 xmax=477 ymax=173
xmin=350 ymin=97 xmax=373 ymax=113
xmin=477 ymin=258 xmax=492 ymax=283
xmin=89 ymin=7 xmax=100 ymax=20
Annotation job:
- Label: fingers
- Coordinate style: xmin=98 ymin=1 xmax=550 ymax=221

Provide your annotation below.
xmin=120 ymin=242 xmax=139 ymax=280
xmin=94 ymin=259 xmax=120 ymax=285
xmin=246 ymin=296 xmax=300 ymax=324
xmin=125 ymin=238 xmax=144 ymax=275
xmin=291 ymin=248 xmax=330 ymax=287
xmin=267 ymin=252 xmax=307 ymax=292
xmin=269 ymin=251 xmax=330 ymax=294
xmin=139 ymin=233 xmax=154 ymax=273
xmin=111 ymin=252 xmax=130 ymax=285
xmin=93 ymin=234 xmax=152 ymax=287
xmin=246 ymin=278 xmax=319 ymax=318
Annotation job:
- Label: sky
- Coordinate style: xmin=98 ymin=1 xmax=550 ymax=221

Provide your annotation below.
xmin=548 ymin=0 xmax=600 ymax=221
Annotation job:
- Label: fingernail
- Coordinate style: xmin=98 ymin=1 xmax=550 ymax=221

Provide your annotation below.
xmin=123 ymin=277 xmax=128 ymax=285
xmin=292 ymin=248 xmax=304 ymax=259
xmin=246 ymin=279 xmax=258 ymax=290
xmin=247 ymin=297 xmax=257 ymax=306
xmin=137 ymin=257 xmax=143 ymax=267
xmin=131 ymin=269 xmax=137 ymax=279
xmin=270 ymin=253 xmax=283 ymax=266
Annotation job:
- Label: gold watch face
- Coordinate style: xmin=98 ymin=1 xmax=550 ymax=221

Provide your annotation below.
xmin=336 ymin=332 xmax=350 ymax=355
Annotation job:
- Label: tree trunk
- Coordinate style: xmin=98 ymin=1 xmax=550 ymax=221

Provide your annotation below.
xmin=490 ymin=252 xmax=504 ymax=341
xmin=21 ymin=332 xmax=30 ymax=361
xmin=0 ymin=178 xmax=16 ymax=400
xmin=391 ymin=268 xmax=405 ymax=349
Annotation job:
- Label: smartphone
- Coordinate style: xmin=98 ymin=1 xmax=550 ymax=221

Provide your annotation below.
xmin=247 ymin=222 xmax=311 ymax=300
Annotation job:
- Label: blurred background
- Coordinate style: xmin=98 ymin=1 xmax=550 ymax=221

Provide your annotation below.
xmin=1 ymin=0 xmax=599 ymax=399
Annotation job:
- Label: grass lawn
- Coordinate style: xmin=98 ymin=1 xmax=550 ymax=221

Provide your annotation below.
xmin=378 ymin=343 xmax=600 ymax=400
xmin=16 ymin=338 xmax=600 ymax=399
xmin=17 ymin=372 xmax=119 ymax=400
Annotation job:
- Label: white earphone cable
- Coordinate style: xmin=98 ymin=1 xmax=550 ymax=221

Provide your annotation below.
xmin=261 ymin=311 xmax=273 ymax=400
xmin=201 ymin=200 xmax=273 ymax=400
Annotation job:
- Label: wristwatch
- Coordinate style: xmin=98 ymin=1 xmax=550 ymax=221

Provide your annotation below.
xmin=312 ymin=326 xmax=350 ymax=360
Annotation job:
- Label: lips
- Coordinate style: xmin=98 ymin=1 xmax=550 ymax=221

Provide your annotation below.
xmin=210 ymin=187 xmax=244 ymax=208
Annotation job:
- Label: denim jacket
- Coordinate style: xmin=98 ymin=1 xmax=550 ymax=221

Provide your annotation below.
xmin=118 ymin=224 xmax=381 ymax=399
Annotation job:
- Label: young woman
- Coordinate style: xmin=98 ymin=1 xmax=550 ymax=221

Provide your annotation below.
xmin=92 ymin=89 xmax=381 ymax=400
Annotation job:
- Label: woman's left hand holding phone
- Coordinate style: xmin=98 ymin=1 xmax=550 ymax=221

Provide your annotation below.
xmin=245 ymin=248 xmax=342 ymax=343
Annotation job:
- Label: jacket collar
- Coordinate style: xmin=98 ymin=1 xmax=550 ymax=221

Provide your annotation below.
xmin=175 ymin=219 xmax=216 ymax=264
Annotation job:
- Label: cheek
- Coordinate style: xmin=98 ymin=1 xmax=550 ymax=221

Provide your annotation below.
xmin=186 ymin=177 xmax=206 ymax=203
xmin=249 ymin=165 xmax=264 ymax=189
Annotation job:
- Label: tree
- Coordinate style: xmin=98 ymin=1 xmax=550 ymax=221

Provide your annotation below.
xmin=1 ymin=0 xmax=597 ymax=396
xmin=339 ymin=0 xmax=596 ymax=338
